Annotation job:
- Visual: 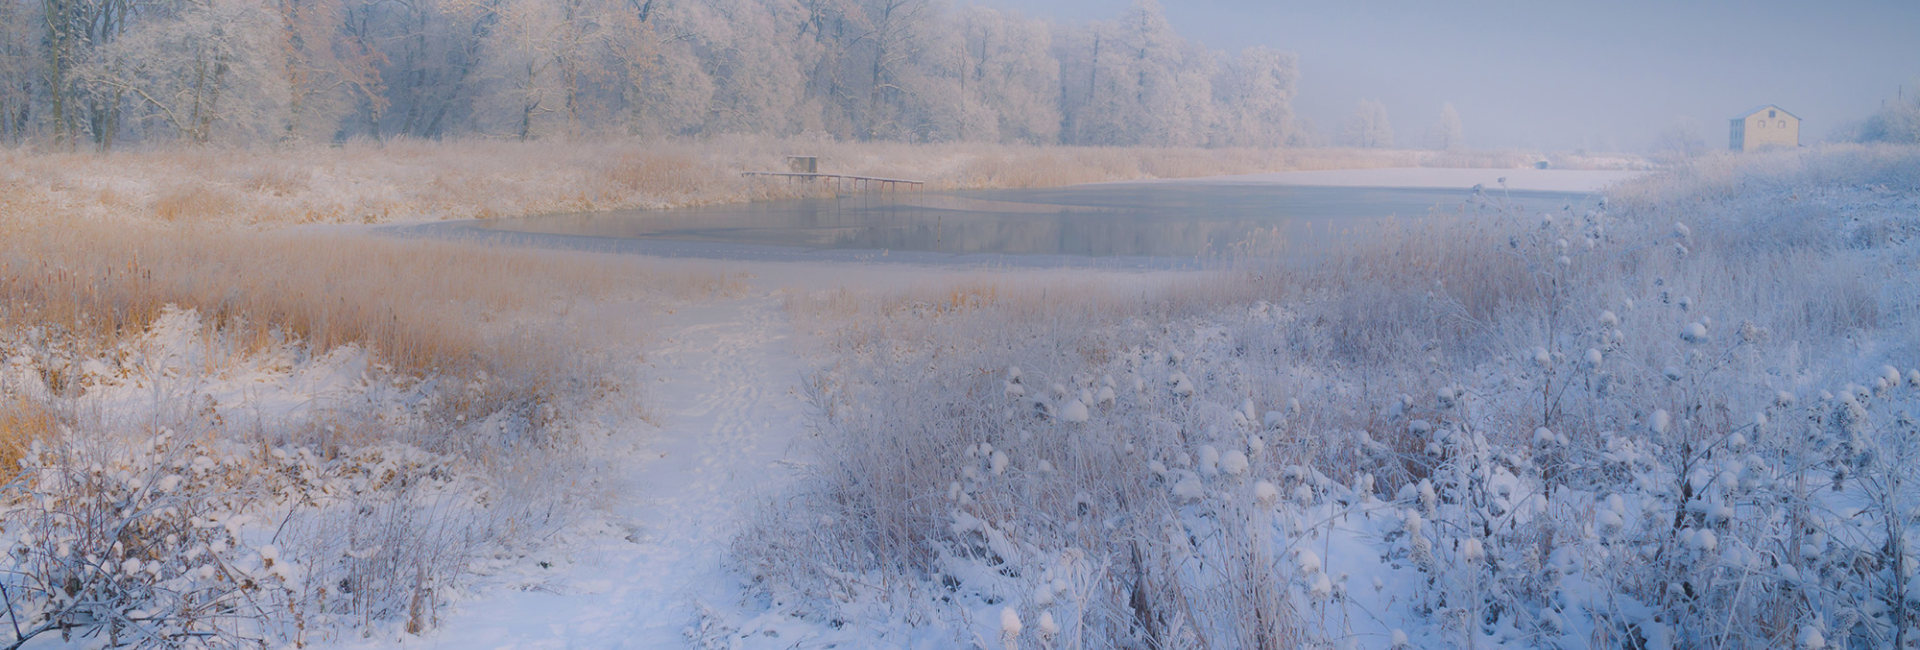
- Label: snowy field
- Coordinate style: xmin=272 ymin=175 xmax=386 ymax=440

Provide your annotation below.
xmin=2 ymin=145 xmax=1917 ymax=649
xmin=719 ymin=147 xmax=1920 ymax=650
xmin=1147 ymin=167 xmax=1648 ymax=193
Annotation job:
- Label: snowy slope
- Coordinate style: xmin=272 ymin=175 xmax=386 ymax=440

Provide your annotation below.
xmin=315 ymin=289 xmax=812 ymax=649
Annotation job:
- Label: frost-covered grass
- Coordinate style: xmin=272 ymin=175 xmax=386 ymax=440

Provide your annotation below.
xmin=0 ymin=309 xmax=592 ymax=647
xmin=0 ymin=225 xmax=730 ymax=646
xmin=0 ymin=220 xmax=727 ymax=379
xmin=735 ymin=144 xmax=1920 ymax=649
xmin=0 ymin=137 xmax=1641 ymax=227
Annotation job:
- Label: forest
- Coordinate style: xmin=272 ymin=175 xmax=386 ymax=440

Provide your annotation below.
xmin=0 ymin=0 xmax=1306 ymax=148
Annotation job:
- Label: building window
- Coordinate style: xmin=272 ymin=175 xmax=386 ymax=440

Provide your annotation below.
xmin=1778 ymin=120 xmax=1787 ymax=128
xmin=1769 ymin=110 xmax=1777 ymax=118
xmin=1756 ymin=120 xmax=1766 ymax=128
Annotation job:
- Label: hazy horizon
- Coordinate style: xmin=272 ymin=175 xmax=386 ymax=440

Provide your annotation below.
xmin=972 ymin=0 xmax=1920 ymax=152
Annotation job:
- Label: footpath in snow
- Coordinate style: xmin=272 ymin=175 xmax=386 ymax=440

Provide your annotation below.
xmin=379 ymin=289 xmax=811 ymax=649
xmin=333 ymin=167 xmax=1633 ymax=648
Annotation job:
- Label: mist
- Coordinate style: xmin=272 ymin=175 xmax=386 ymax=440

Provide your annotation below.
xmin=976 ymin=0 xmax=1920 ymax=152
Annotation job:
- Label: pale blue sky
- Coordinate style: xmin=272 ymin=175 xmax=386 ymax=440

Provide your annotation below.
xmin=970 ymin=0 xmax=1920 ymax=151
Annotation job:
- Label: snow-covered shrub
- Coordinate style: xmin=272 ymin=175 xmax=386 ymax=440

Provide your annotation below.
xmin=0 ymin=307 xmax=602 ymax=646
xmin=742 ymin=146 xmax=1920 ymax=648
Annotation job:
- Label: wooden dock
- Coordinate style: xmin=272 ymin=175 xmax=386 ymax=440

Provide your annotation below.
xmin=740 ymin=171 xmax=925 ymax=193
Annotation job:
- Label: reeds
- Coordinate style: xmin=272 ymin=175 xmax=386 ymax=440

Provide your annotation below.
xmin=0 ymin=138 xmax=1644 ymax=227
xmin=741 ymin=143 xmax=1920 ymax=648
xmin=0 ymin=219 xmax=729 ymax=381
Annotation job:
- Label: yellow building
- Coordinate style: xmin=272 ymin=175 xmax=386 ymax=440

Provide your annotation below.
xmin=1729 ymin=105 xmax=1799 ymax=152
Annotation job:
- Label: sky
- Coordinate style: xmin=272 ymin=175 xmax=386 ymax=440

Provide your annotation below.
xmin=968 ymin=0 xmax=1920 ymax=152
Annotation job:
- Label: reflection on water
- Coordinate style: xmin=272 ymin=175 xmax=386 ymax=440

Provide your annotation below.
xmin=481 ymin=183 xmax=1585 ymax=259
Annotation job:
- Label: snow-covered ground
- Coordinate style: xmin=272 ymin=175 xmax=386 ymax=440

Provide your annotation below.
xmin=6 ymin=148 xmax=1912 ymax=649
xmin=329 ymin=153 xmax=1915 ymax=649
xmin=309 ymin=261 xmax=1203 ymax=649
xmin=329 ymin=291 xmax=811 ymax=649
xmin=1144 ymin=166 xmax=1647 ymax=193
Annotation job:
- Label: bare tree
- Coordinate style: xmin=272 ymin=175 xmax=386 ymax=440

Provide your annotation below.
xmin=1428 ymin=101 xmax=1463 ymax=151
xmin=1344 ymin=98 xmax=1392 ymax=148
xmin=41 ymin=0 xmax=137 ymax=148
xmin=82 ymin=0 xmax=288 ymax=144
xmin=0 ymin=0 xmax=34 ymax=144
xmin=272 ymin=0 xmax=380 ymax=141
xmin=1654 ymin=115 xmax=1707 ymax=159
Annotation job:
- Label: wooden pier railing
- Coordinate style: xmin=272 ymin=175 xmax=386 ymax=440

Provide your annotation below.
xmin=741 ymin=171 xmax=925 ymax=193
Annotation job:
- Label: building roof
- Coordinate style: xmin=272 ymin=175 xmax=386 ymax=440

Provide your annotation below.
xmin=1733 ymin=105 xmax=1800 ymax=121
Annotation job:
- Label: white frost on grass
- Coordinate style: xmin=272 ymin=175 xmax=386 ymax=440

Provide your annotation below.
xmin=1060 ymin=398 xmax=1090 ymax=423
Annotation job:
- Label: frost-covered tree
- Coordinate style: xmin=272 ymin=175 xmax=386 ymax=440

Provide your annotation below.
xmin=1345 ymin=98 xmax=1392 ymax=148
xmin=0 ymin=0 xmax=33 ymax=144
xmin=477 ymin=0 xmax=641 ymax=139
xmin=343 ymin=0 xmax=494 ymax=138
xmin=953 ymin=6 xmax=1060 ymax=144
xmin=1210 ymin=46 xmax=1296 ymax=148
xmin=842 ymin=0 xmax=940 ymax=140
xmin=81 ymin=0 xmax=288 ymax=144
xmin=1428 ymin=101 xmax=1463 ymax=150
xmin=268 ymin=0 xmax=373 ymax=141
xmin=685 ymin=0 xmax=811 ymax=136
xmin=1654 ymin=115 xmax=1707 ymax=159
xmin=39 ymin=0 xmax=140 ymax=147
xmin=1859 ymin=94 xmax=1920 ymax=144
xmin=1058 ymin=0 xmax=1214 ymax=146
xmin=0 ymin=0 xmax=1299 ymax=147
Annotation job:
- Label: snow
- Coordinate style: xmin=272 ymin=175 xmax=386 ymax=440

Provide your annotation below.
xmin=1141 ymin=167 xmax=1646 ymax=193
xmin=1059 ymin=398 xmax=1090 ymax=423
xmin=1219 ymin=449 xmax=1249 ymax=475
xmin=296 ymin=260 xmax=1205 ymax=649
xmin=15 ymin=147 xmax=1916 ymax=649
xmin=319 ymin=288 xmax=813 ymax=649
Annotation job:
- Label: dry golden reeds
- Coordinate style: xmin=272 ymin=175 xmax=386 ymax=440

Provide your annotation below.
xmin=0 ymin=219 xmax=729 ymax=380
xmin=0 ymin=396 xmax=58 ymax=479
xmin=0 ymin=138 xmax=1642 ymax=228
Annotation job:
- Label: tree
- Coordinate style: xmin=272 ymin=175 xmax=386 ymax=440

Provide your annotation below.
xmin=689 ymin=0 xmax=809 ymax=136
xmin=0 ymin=0 xmax=33 ymax=144
xmin=0 ymin=0 xmax=1298 ymax=148
xmin=82 ymin=0 xmax=288 ymax=144
xmin=619 ymin=21 xmax=711 ymax=137
xmin=1859 ymin=94 xmax=1920 ymax=144
xmin=1428 ymin=102 xmax=1463 ymax=151
xmin=1058 ymin=0 xmax=1213 ymax=147
xmin=1345 ymin=99 xmax=1392 ymax=148
xmin=268 ymin=0 xmax=385 ymax=142
xmin=952 ymin=6 xmax=1059 ymax=143
xmin=1654 ymin=115 xmax=1707 ymax=159
xmin=41 ymin=0 xmax=137 ymax=148
xmin=1210 ymin=45 xmax=1296 ymax=148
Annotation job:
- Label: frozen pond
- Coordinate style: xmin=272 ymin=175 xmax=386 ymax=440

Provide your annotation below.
xmin=431 ymin=181 xmax=1594 ymax=266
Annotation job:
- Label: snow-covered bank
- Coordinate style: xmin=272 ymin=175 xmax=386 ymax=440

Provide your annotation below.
xmin=330 ymin=291 xmax=813 ymax=649
xmin=315 ymin=263 xmax=1206 ymax=649
xmin=1147 ymin=166 xmax=1647 ymax=193
xmin=8 ymin=146 xmax=1908 ymax=649
xmin=731 ymin=146 xmax=1920 ymax=649
xmin=0 ymin=307 xmax=624 ymax=648
xmin=0 ymin=141 xmax=1633 ymax=229
xmin=0 ymin=227 xmax=719 ymax=647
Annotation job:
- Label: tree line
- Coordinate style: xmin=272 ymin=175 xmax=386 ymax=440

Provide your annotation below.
xmin=0 ymin=0 xmax=1305 ymax=149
